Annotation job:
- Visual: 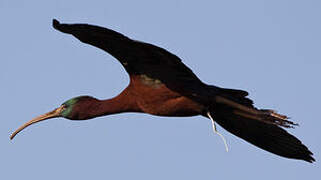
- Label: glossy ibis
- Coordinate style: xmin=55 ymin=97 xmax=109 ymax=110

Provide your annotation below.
xmin=10 ymin=19 xmax=315 ymax=163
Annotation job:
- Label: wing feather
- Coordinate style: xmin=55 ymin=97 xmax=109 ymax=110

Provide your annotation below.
xmin=212 ymin=105 xmax=315 ymax=163
xmin=53 ymin=19 xmax=208 ymax=98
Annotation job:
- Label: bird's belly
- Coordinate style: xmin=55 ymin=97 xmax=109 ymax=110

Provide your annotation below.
xmin=137 ymin=96 xmax=204 ymax=117
xmin=130 ymin=75 xmax=204 ymax=117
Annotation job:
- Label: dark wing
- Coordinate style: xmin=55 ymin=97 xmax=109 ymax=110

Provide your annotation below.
xmin=53 ymin=19 xmax=208 ymax=98
xmin=211 ymin=105 xmax=315 ymax=163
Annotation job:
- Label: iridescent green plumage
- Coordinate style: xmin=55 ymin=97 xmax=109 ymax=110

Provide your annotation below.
xmin=61 ymin=97 xmax=79 ymax=118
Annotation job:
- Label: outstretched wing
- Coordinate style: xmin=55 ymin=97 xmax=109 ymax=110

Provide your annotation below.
xmin=53 ymin=19 xmax=207 ymax=96
xmin=212 ymin=105 xmax=315 ymax=163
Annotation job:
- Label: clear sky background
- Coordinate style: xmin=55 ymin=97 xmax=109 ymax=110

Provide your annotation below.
xmin=1 ymin=0 xmax=320 ymax=179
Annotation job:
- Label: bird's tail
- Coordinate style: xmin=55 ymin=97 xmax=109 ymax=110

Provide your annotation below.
xmin=215 ymin=94 xmax=297 ymax=128
xmin=209 ymin=88 xmax=315 ymax=163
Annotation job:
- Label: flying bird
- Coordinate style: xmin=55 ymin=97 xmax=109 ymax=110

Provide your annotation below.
xmin=10 ymin=19 xmax=315 ymax=163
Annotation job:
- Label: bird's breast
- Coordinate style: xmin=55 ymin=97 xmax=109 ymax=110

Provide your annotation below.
xmin=129 ymin=75 xmax=204 ymax=117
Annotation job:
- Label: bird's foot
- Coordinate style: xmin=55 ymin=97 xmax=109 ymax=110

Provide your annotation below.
xmin=207 ymin=111 xmax=229 ymax=152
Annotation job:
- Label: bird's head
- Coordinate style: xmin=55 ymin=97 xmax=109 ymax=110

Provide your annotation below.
xmin=10 ymin=96 xmax=99 ymax=140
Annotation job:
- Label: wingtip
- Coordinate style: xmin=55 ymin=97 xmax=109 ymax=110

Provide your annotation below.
xmin=306 ymin=153 xmax=316 ymax=163
xmin=52 ymin=19 xmax=60 ymax=29
xmin=299 ymin=146 xmax=315 ymax=163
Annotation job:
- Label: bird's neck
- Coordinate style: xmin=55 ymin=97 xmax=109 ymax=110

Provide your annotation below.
xmin=91 ymin=90 xmax=141 ymax=118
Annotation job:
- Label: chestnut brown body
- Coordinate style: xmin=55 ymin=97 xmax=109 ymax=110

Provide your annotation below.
xmin=10 ymin=19 xmax=315 ymax=163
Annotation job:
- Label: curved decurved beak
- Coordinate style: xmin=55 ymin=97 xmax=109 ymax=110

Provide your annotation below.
xmin=10 ymin=105 xmax=65 ymax=140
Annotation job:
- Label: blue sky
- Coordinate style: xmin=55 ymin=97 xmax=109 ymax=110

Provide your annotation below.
xmin=1 ymin=0 xmax=320 ymax=179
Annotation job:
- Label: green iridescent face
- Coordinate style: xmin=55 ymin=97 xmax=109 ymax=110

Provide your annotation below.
xmin=60 ymin=96 xmax=95 ymax=119
xmin=60 ymin=97 xmax=81 ymax=118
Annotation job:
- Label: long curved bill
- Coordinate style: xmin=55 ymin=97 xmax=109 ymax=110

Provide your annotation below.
xmin=10 ymin=105 xmax=65 ymax=140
